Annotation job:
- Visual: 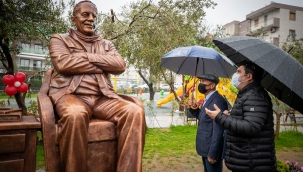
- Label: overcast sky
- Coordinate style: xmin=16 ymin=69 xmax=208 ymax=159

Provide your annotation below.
xmin=73 ymin=0 xmax=303 ymax=27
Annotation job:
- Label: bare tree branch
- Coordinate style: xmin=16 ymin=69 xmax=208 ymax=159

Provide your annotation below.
xmin=128 ymin=0 xmax=152 ymax=27
xmin=0 ymin=54 xmax=9 ymax=71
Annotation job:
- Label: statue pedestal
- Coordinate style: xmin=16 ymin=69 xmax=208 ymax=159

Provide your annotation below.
xmin=0 ymin=116 xmax=41 ymax=172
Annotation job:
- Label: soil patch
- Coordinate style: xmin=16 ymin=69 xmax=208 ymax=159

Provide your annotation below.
xmin=143 ymin=151 xmax=303 ymax=171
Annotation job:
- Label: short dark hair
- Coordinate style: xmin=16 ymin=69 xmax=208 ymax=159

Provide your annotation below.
xmin=238 ymin=61 xmax=264 ymax=81
xmin=73 ymin=0 xmax=97 ymax=16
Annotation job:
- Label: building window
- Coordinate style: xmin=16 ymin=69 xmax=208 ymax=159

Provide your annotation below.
xmin=289 ymin=30 xmax=296 ymax=41
xmin=264 ymin=15 xmax=268 ymax=26
xmin=289 ymin=12 xmax=296 ymax=21
xmin=33 ymin=60 xmax=42 ymax=68
xmin=34 ymin=44 xmax=42 ymax=50
xmin=254 ymin=19 xmax=259 ymax=27
xmin=20 ymin=59 xmax=30 ymax=66
xmin=21 ymin=43 xmax=30 ymax=50
xmin=34 ymin=44 xmax=43 ymax=53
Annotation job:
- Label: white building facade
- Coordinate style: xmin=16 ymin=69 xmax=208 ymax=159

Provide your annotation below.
xmin=223 ymin=2 xmax=303 ymax=46
xmin=16 ymin=42 xmax=47 ymax=74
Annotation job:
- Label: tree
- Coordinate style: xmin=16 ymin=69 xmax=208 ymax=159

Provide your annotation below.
xmin=269 ymin=93 xmax=289 ymax=139
xmin=99 ymin=0 xmax=217 ymax=100
xmin=0 ymin=0 xmax=69 ymax=115
xmin=281 ymin=38 xmax=303 ymax=65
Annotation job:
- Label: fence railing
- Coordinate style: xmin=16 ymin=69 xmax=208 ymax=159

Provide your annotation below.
xmin=21 ymin=48 xmax=48 ymax=55
xmin=18 ymin=66 xmax=44 ymax=71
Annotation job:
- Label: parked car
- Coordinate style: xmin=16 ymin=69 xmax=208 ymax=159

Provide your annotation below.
xmin=123 ymin=84 xmax=137 ymax=94
xmin=159 ymin=84 xmax=170 ymax=90
xmin=174 ymin=83 xmax=183 ymax=90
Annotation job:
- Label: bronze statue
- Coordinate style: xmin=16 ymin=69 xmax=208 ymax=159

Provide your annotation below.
xmin=48 ymin=1 xmax=146 ymax=171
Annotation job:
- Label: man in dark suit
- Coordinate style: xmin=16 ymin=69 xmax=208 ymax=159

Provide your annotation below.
xmin=189 ymin=74 xmax=228 ymax=172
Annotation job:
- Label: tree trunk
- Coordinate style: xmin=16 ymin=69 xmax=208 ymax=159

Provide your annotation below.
xmin=1 ymin=39 xmax=28 ymax=115
xmin=149 ymin=88 xmax=155 ymax=101
xmin=137 ymin=70 xmax=156 ymax=101
xmin=273 ymin=110 xmax=280 ymax=139
xmin=14 ymin=92 xmax=28 ymax=116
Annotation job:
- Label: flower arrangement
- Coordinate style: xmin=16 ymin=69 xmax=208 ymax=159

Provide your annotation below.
xmin=286 ymin=161 xmax=303 ymax=172
xmin=2 ymin=72 xmax=28 ymax=95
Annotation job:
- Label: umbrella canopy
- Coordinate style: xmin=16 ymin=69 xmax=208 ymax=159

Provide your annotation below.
xmin=213 ymin=36 xmax=303 ymax=114
xmin=160 ymin=46 xmax=236 ymax=78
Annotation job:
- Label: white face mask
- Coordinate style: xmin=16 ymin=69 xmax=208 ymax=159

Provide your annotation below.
xmin=231 ymin=73 xmax=247 ymax=88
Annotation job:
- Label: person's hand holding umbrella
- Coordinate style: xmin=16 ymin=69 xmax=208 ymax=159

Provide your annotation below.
xmin=187 ymin=95 xmax=199 ymax=109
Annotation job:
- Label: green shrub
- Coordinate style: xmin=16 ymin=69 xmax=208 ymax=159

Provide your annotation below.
xmin=27 ymin=100 xmax=38 ymax=118
xmin=30 ymin=79 xmax=42 ymax=87
xmin=277 ymin=159 xmax=290 ymax=172
xmin=0 ymin=100 xmax=6 ymax=107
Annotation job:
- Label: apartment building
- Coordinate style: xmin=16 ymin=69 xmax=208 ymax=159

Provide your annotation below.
xmin=0 ymin=42 xmax=47 ymax=76
xmin=222 ymin=20 xmax=240 ymax=36
xmin=223 ymin=2 xmax=303 ymax=46
xmin=15 ymin=41 xmax=48 ymax=75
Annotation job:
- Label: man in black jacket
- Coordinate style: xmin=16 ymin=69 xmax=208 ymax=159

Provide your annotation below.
xmin=189 ymin=74 xmax=228 ymax=172
xmin=205 ymin=61 xmax=277 ymax=172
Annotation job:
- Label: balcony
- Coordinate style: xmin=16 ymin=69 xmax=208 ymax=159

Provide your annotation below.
xmin=21 ymin=48 xmax=48 ymax=55
xmin=250 ymin=17 xmax=280 ymax=32
xmin=18 ymin=66 xmax=44 ymax=71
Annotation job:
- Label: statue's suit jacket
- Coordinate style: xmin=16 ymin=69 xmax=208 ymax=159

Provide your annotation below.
xmin=189 ymin=91 xmax=228 ymax=160
xmin=48 ymin=32 xmax=126 ymax=104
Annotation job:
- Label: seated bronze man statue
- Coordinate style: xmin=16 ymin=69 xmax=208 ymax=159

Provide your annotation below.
xmin=48 ymin=0 xmax=146 ymax=171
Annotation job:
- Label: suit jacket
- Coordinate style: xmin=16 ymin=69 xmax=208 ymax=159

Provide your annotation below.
xmin=48 ymin=30 xmax=126 ymax=104
xmin=189 ymin=91 xmax=228 ymax=160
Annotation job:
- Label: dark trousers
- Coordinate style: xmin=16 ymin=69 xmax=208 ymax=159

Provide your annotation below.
xmin=202 ymin=157 xmax=223 ymax=172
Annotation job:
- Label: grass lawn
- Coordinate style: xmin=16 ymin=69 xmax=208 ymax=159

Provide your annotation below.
xmin=0 ymin=93 xmax=37 ymax=99
xmin=275 ymin=130 xmax=303 ymax=151
xmin=36 ymin=125 xmax=303 ymax=171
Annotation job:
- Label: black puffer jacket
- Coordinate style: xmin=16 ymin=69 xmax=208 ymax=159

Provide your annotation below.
xmin=215 ymin=82 xmax=276 ymax=172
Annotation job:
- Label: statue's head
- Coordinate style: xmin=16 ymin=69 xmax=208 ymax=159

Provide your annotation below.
xmin=71 ymin=0 xmax=98 ymax=36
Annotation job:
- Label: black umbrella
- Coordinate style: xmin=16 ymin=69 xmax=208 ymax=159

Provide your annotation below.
xmin=213 ymin=36 xmax=303 ymax=114
xmin=160 ymin=46 xmax=236 ymax=78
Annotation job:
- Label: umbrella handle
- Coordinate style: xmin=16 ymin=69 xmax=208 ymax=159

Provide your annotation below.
xmin=190 ymin=104 xmax=199 ymax=110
